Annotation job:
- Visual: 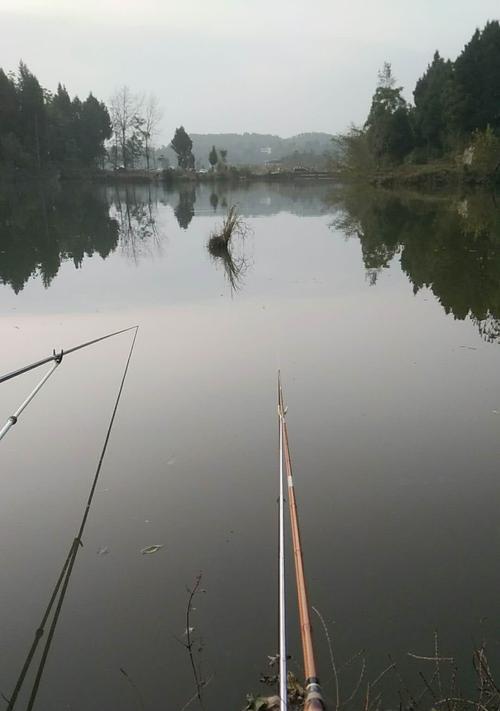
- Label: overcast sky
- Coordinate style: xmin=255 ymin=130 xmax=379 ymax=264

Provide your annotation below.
xmin=1 ymin=0 xmax=499 ymax=142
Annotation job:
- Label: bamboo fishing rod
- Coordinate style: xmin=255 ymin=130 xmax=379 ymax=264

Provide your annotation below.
xmin=278 ymin=378 xmax=326 ymax=711
xmin=277 ymin=372 xmax=288 ymax=711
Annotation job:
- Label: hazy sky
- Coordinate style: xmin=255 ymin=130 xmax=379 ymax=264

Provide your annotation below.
xmin=1 ymin=0 xmax=499 ymax=142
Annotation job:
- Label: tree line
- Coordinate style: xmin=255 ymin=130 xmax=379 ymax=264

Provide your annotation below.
xmin=0 ymin=63 xmax=170 ymax=175
xmin=0 ymin=62 xmax=223 ymax=177
xmin=335 ymin=21 xmax=500 ymax=176
xmin=0 ymin=62 xmax=112 ymax=172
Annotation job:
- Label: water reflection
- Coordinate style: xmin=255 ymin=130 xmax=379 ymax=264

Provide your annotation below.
xmin=329 ymin=187 xmax=500 ymax=342
xmin=0 ymin=182 xmax=118 ymax=293
xmin=2 ymin=180 xmax=500 ymax=344
xmin=0 ymin=181 xmax=332 ymax=296
xmin=174 ymin=186 xmax=196 ymax=229
xmin=109 ymin=185 xmax=160 ymax=261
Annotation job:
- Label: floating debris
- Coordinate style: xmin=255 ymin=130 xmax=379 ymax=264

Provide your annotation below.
xmin=141 ymin=544 xmax=163 ymax=555
xmin=97 ymin=546 xmax=109 ymax=556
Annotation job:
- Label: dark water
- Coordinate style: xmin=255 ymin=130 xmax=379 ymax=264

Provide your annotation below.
xmin=1 ymin=180 xmax=500 ymax=710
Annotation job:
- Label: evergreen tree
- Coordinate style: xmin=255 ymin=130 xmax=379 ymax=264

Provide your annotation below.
xmin=47 ymin=83 xmax=77 ymax=164
xmin=17 ymin=61 xmax=47 ymax=168
xmin=0 ymin=69 xmax=21 ymax=164
xmin=413 ymin=51 xmax=454 ymax=152
xmin=0 ymin=62 xmax=113 ymax=173
xmin=79 ymin=94 xmax=112 ymax=166
xmin=452 ymin=21 xmax=500 ymax=134
xmin=171 ymin=126 xmax=194 ymax=170
xmin=0 ymin=69 xmax=18 ymax=138
xmin=209 ymin=145 xmax=218 ymax=169
xmin=365 ymin=63 xmax=413 ymax=164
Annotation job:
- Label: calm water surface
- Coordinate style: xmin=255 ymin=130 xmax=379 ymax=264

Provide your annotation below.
xmin=1 ymin=181 xmax=500 ymax=710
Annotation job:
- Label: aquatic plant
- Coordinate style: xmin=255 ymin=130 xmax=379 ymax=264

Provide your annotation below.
xmin=207 ymin=205 xmax=250 ymax=292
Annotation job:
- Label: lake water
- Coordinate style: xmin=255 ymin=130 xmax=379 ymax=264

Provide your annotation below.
xmin=1 ymin=180 xmax=500 ymax=710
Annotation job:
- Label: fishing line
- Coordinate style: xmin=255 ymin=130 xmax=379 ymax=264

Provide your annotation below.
xmin=6 ymin=325 xmax=139 ymax=711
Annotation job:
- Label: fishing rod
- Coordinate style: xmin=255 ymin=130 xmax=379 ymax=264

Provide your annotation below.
xmin=0 ymin=325 xmax=138 ymax=386
xmin=0 ymin=360 xmax=61 ymax=443
xmin=0 ymin=325 xmax=137 ymax=444
xmin=278 ymin=378 xmax=326 ymax=711
xmin=277 ymin=372 xmax=288 ymax=711
xmin=6 ymin=325 xmax=139 ymax=711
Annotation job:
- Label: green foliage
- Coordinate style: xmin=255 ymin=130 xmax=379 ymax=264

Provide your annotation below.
xmin=332 ymin=126 xmax=375 ymax=174
xmin=0 ymin=61 xmax=111 ymax=173
xmin=452 ymin=21 xmax=500 ymax=135
xmin=79 ymin=94 xmax=112 ymax=166
xmin=365 ymin=63 xmax=413 ymax=165
xmin=466 ymin=126 xmax=500 ymax=179
xmin=171 ymin=126 xmax=195 ymax=171
xmin=338 ymin=21 xmax=500 ymax=175
xmin=413 ymin=51 xmax=454 ymax=153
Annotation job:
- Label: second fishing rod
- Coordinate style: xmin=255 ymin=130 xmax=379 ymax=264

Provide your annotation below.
xmin=278 ymin=377 xmax=326 ymax=711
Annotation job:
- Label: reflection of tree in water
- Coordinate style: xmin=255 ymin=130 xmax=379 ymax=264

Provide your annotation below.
xmin=474 ymin=313 xmax=500 ymax=343
xmin=329 ymin=187 xmax=500 ymax=343
xmin=0 ymin=182 xmax=119 ymax=293
xmin=209 ymin=192 xmax=219 ymax=212
xmin=174 ymin=187 xmax=196 ymax=229
xmin=110 ymin=185 xmax=161 ymax=262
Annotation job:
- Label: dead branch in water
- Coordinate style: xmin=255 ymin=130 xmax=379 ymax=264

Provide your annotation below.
xmin=175 ymin=574 xmax=207 ymax=710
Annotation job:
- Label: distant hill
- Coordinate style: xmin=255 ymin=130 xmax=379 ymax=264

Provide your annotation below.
xmin=157 ymin=132 xmax=335 ymax=168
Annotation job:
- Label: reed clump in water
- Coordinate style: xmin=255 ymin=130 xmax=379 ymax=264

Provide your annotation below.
xmin=207 ymin=204 xmax=250 ymax=291
xmin=208 ymin=204 xmax=248 ymax=254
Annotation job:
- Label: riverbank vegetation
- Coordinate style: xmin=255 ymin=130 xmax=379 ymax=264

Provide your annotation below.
xmin=245 ymin=640 xmax=500 ymax=711
xmin=334 ymin=21 xmax=500 ymax=187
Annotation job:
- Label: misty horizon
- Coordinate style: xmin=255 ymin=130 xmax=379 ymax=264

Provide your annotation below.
xmin=1 ymin=1 xmax=499 ymax=143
